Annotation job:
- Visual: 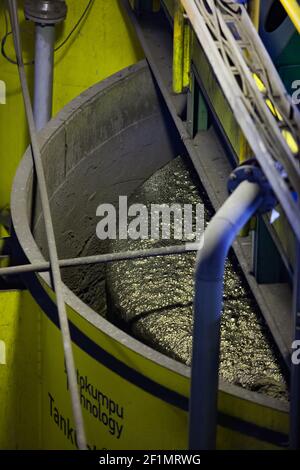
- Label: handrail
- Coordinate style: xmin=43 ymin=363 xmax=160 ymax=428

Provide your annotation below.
xmin=279 ymin=0 xmax=300 ymax=34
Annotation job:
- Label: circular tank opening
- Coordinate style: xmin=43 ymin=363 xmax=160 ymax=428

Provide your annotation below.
xmin=265 ymin=0 xmax=288 ymax=33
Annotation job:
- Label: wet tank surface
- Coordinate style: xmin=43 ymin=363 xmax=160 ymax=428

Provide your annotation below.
xmin=105 ymin=156 xmax=288 ymax=401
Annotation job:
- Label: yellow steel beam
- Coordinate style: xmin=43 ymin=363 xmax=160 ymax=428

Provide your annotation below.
xmin=279 ymin=0 xmax=300 ymax=33
xmin=173 ymin=0 xmax=191 ymax=93
xmin=173 ymin=0 xmax=184 ymax=93
xmin=249 ymin=0 xmax=260 ymax=30
xmin=183 ymin=22 xmax=191 ymax=89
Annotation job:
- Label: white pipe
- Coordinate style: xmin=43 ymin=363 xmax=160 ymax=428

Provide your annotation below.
xmin=33 ymin=24 xmax=55 ymax=131
xmin=189 ymin=180 xmax=264 ymax=449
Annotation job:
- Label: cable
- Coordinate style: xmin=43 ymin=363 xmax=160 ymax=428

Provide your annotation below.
xmin=1 ymin=0 xmax=94 ymax=65
xmin=55 ymin=0 xmax=94 ymax=52
xmin=1 ymin=5 xmax=34 ymax=65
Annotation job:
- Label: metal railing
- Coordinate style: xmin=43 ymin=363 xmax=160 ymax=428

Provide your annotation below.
xmin=181 ymin=0 xmax=300 ymax=241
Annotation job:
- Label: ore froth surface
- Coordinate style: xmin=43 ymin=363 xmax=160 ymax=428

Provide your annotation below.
xmin=106 ymin=156 xmax=288 ymax=401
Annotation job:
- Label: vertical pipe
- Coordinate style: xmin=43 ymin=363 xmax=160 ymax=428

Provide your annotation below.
xmin=290 ymin=242 xmax=300 ymax=449
xmin=33 ymin=24 xmax=55 ymax=131
xmin=189 ymin=181 xmax=264 ymax=450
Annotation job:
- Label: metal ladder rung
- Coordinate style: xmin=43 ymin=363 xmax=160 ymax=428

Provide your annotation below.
xmin=229 ymin=66 xmax=241 ymax=75
xmin=233 ymin=38 xmax=252 ymax=49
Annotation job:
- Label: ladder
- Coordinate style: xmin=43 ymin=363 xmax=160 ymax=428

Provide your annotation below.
xmin=181 ymin=0 xmax=300 ymax=240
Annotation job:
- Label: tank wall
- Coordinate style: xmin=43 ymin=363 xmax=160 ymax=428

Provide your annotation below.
xmin=28 ymin=63 xmax=183 ymax=309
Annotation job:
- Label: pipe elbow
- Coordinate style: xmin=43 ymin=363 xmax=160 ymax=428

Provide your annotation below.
xmin=196 ymin=217 xmax=234 ymax=282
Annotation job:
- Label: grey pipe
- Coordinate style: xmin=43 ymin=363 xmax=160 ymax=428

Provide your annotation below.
xmin=0 ymin=244 xmax=198 ymax=277
xmin=189 ymin=180 xmax=264 ymax=450
xmin=33 ymin=24 xmax=55 ymax=131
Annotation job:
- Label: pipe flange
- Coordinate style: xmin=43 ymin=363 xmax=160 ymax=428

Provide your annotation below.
xmin=24 ymin=0 xmax=67 ymax=25
xmin=228 ymin=161 xmax=277 ymax=214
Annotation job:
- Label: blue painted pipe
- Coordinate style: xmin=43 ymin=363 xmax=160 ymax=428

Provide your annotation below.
xmin=33 ymin=24 xmax=55 ymax=131
xmin=189 ymin=180 xmax=264 ymax=450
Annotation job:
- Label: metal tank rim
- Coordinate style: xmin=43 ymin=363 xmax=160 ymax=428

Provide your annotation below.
xmin=10 ymin=60 xmax=288 ymax=414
